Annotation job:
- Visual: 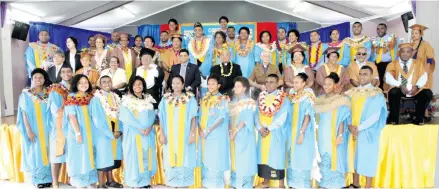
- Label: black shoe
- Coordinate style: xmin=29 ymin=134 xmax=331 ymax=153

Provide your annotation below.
xmin=425 ymin=116 xmax=432 ymax=123
xmin=412 ymin=118 xmax=425 ymax=125
xmin=343 ymin=184 xmax=360 ymax=188
xmin=387 ymin=118 xmax=397 ymax=125
xmin=44 ymin=183 xmax=52 ymax=188
xmin=141 ymin=185 xmax=151 ymax=188
xmin=106 ymin=181 xmax=123 ymax=188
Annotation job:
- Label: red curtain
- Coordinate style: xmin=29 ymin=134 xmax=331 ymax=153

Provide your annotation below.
xmin=255 ymin=22 xmax=278 ymax=43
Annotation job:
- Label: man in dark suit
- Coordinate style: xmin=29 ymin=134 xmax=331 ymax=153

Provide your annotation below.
xmin=48 ymin=50 xmax=66 ymax=83
xmin=167 ymin=49 xmax=201 ymax=94
xmin=210 ymin=50 xmax=242 ymax=95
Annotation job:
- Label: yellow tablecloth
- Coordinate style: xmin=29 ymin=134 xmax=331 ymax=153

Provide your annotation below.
xmin=1 ymin=124 xmax=437 ymax=188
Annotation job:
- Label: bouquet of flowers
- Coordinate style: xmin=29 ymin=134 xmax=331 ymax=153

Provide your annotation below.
xmin=429 ymin=93 xmax=439 ymax=117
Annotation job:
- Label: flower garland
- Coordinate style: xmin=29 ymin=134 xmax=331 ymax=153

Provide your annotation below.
xmin=289 ymin=88 xmax=316 ymax=104
xmin=164 ymin=92 xmax=194 ymax=107
xmin=308 ymin=41 xmax=322 ymax=69
xmin=63 ymin=93 xmax=94 ymax=106
xmin=372 ymin=34 xmax=396 ymax=48
xmin=343 ymin=36 xmax=370 ymax=48
xmin=236 ymin=39 xmax=253 ymax=57
xmin=220 ymin=62 xmax=233 ymax=77
xmin=23 ymin=87 xmax=49 ymax=103
xmin=328 ymin=41 xmax=343 ymax=48
xmin=48 ymin=83 xmax=69 ymax=100
xmin=201 ymin=93 xmax=230 ymax=109
xmin=228 ymin=98 xmax=256 ymax=116
xmin=212 ymin=43 xmax=228 ymax=64
xmin=256 ymin=42 xmax=277 ymax=53
xmin=276 ymin=39 xmax=288 ymax=51
xmin=257 ymin=90 xmax=286 ymax=117
xmin=94 ymin=90 xmax=121 ymax=119
xmin=121 ymin=94 xmax=155 ymax=112
xmin=189 ymin=37 xmax=210 ymax=59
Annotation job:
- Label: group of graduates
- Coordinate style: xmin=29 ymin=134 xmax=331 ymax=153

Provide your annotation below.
xmin=19 ymin=16 xmax=436 ymax=188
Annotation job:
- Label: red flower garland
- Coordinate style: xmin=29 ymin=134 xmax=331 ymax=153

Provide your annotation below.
xmin=63 ymin=93 xmax=94 ymax=106
xmin=308 ymin=42 xmax=322 ymax=69
xmin=48 ymin=84 xmax=69 ymax=100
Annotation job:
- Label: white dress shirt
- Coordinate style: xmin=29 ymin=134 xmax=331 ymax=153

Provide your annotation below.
xmin=100 ymin=68 xmax=127 ymax=90
xmin=136 ymin=64 xmax=159 ymax=89
xmin=55 ymin=64 xmax=62 ymax=78
xmin=70 ymin=54 xmax=76 ymax=72
xmin=385 ymin=58 xmax=427 ymax=88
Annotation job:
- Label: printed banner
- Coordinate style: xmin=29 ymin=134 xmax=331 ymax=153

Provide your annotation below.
xmin=178 ymin=22 xmax=257 ymax=41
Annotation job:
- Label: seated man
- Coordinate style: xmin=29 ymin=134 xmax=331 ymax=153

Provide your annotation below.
xmin=210 ymin=50 xmax=242 ymax=95
xmin=167 ymin=49 xmax=201 ymax=94
xmin=385 ymin=43 xmax=433 ymax=125
xmin=346 ymin=47 xmax=380 ymax=90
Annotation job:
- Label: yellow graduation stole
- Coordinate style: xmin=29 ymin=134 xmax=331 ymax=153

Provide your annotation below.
xmin=134 ymin=110 xmax=153 ymax=173
xmin=259 ymin=95 xmax=274 ymax=164
xmin=200 ymin=96 xmax=218 ymax=161
xmin=123 ymin=50 xmax=133 ymax=81
xmin=81 ymin=106 xmax=95 ymax=169
xmin=34 ymin=101 xmax=49 ymax=166
xmin=167 ymin=102 xmax=186 ymax=167
xmin=347 ymin=93 xmax=366 ymax=172
xmin=289 ymin=102 xmax=300 ymax=163
xmin=330 ymin=110 xmax=338 ymax=171
xmin=106 ymin=93 xmax=119 ymax=160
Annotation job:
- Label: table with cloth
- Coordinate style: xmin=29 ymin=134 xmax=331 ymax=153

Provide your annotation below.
xmin=0 ymin=124 xmax=437 ymax=188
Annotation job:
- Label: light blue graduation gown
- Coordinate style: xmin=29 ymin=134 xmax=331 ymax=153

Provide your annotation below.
xmin=229 ymin=97 xmax=257 ymax=188
xmin=119 ymin=100 xmax=156 ymax=187
xmin=188 ymin=37 xmax=214 ymax=77
xmin=16 ymin=89 xmax=52 ymax=184
xmin=286 ymin=92 xmax=316 ymax=188
xmin=327 ymin=43 xmax=351 ymax=67
xmin=158 ymin=95 xmax=198 ymax=187
xmin=350 ymin=91 xmax=387 ymax=177
xmin=235 ymin=42 xmax=256 ymax=78
xmin=65 ymin=94 xmax=114 ymax=187
xmin=256 ymin=90 xmax=290 ymax=170
xmin=307 ymin=42 xmax=328 ymax=70
xmin=47 ymin=81 xmax=69 ymax=164
xmin=24 ymin=42 xmax=60 ymax=78
xmin=316 ymin=96 xmax=351 ymax=188
xmin=198 ymin=93 xmax=230 ymax=188
xmin=98 ymin=90 xmax=123 ymax=161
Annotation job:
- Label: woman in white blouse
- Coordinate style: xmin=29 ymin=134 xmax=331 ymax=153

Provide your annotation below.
xmin=100 ymin=56 xmax=127 ymax=91
xmin=92 ymin=34 xmax=111 ymax=72
xmin=133 ymin=48 xmax=164 ymax=109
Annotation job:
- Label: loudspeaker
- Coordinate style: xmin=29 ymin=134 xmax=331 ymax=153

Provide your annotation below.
xmin=11 ymin=21 xmax=30 ymax=41
xmin=401 ymin=12 xmax=414 ymax=33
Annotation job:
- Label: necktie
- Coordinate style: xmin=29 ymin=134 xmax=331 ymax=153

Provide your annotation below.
xmin=401 ymin=61 xmax=408 ymax=86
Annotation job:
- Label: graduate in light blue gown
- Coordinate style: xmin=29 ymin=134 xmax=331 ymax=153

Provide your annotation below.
xmin=17 ymin=68 xmax=53 ymax=187
xmin=24 ymin=30 xmax=60 ymax=78
xmin=307 ymin=31 xmax=329 ymax=71
xmin=315 ymin=73 xmax=351 ymax=188
xmin=286 ymin=73 xmax=318 ymax=188
xmin=188 ymin=22 xmax=213 ymax=77
xmin=47 ymin=64 xmax=72 ymax=187
xmin=119 ymin=76 xmax=157 ymax=188
xmin=254 ymin=31 xmax=278 ymax=67
xmin=284 ymin=29 xmax=309 ymax=68
xmin=234 ymin=27 xmax=256 ymax=78
xmin=327 ymin=29 xmax=351 ymax=67
xmin=344 ymin=22 xmax=372 ymax=62
xmin=158 ymin=75 xmax=198 ymax=187
xmin=226 ymin=26 xmax=238 ymax=62
xmin=198 ymin=75 xmax=230 ymax=188
xmin=94 ymin=76 xmax=124 ymax=188
xmin=344 ymin=65 xmax=387 ymax=188
xmin=64 ymin=74 xmax=115 ymax=188
xmin=211 ymin=31 xmax=235 ymax=66
xmin=228 ymin=77 xmax=257 ymax=188
xmin=255 ymin=74 xmax=289 ymax=188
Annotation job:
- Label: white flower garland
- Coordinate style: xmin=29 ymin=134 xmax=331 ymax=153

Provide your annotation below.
xmin=228 ymin=98 xmax=256 ymax=116
xmin=256 ymin=42 xmax=277 ymax=53
xmin=122 ymin=94 xmax=155 ymax=112
xmin=94 ymin=89 xmax=121 ymax=119
xmin=163 ymin=92 xmax=194 ymax=107
xmin=289 ymin=88 xmax=316 ymax=105
xmin=258 ymin=89 xmax=286 ymax=117
xmin=22 ymin=87 xmax=49 ymax=103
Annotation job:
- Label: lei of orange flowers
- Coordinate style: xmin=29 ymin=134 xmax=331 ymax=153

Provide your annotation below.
xmin=258 ymin=90 xmax=286 ymax=117
xmin=48 ymin=84 xmax=69 ymax=100
xmin=63 ymin=93 xmax=94 ymax=106
xmin=236 ymin=39 xmax=253 ymax=57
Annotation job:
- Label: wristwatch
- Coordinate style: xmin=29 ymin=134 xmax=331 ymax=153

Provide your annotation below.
xmin=75 ymin=132 xmax=81 ymax=136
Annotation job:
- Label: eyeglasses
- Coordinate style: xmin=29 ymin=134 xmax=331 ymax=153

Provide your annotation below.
xmin=357 ymin=53 xmax=367 ymax=56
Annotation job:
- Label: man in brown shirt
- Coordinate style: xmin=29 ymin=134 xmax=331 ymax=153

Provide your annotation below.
xmin=249 ymin=51 xmax=283 ymax=99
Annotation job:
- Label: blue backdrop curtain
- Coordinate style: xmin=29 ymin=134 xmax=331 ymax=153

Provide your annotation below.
xmin=138 ymin=24 xmax=160 ymax=45
xmin=277 ymin=22 xmax=297 ymax=33
xmin=29 ymin=22 xmax=111 ymax=51
xmin=300 ymin=22 xmax=351 ymax=44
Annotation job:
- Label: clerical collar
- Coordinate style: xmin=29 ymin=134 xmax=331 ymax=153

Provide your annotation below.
xmin=222 ymin=62 xmax=229 ymax=66
xmin=359 ymin=83 xmax=373 ymax=88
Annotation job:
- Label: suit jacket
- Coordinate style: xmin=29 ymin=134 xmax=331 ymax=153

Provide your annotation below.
xmin=167 ymin=63 xmax=201 ymax=93
xmin=65 ymin=50 xmax=82 ymax=73
xmin=48 ymin=64 xmax=64 ymax=83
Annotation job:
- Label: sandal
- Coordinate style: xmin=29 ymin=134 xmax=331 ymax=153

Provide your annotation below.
xmin=106 ymin=181 xmax=123 ymax=188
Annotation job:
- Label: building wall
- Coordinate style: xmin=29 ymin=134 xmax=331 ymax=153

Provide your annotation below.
xmin=115 ymin=1 xmax=321 ymax=35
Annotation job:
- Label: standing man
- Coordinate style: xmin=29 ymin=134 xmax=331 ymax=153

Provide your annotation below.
xmin=25 ymin=30 xmax=60 ymax=77
xmin=345 ymin=65 xmax=387 ymax=188
xmin=167 ymin=49 xmax=201 ymax=94
xmin=385 ymin=43 xmax=432 ymax=125
xmin=276 ymin=27 xmax=288 ymax=73
xmin=346 ymin=47 xmax=379 ymax=89
xmin=307 ymin=31 xmax=328 ymax=71
xmin=188 ymin=22 xmax=212 ymax=79
xmin=157 ymin=31 xmax=172 ymax=49
xmin=227 ymin=26 xmax=237 ymax=61
xmin=371 ymin=23 xmax=398 ymax=90
xmin=111 ymin=33 xmax=138 ymax=80
xmin=255 ymin=74 xmax=289 ymax=188
xmin=327 ymin=29 xmax=351 ymax=67
xmin=343 ymin=22 xmax=372 ymax=62
xmin=210 ymin=50 xmax=242 ymax=95
xmin=107 ymin=31 xmax=120 ymax=53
